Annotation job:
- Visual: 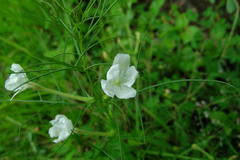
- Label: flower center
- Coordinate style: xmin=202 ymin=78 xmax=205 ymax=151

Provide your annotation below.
xmin=113 ymin=79 xmax=122 ymax=86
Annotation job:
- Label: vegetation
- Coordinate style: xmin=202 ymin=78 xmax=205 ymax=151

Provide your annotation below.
xmin=0 ymin=0 xmax=239 ymax=159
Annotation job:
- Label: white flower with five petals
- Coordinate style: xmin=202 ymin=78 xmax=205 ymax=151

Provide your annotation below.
xmin=49 ymin=114 xmax=73 ymax=143
xmin=101 ymin=53 xmax=138 ymax=99
xmin=5 ymin=64 xmax=30 ymax=100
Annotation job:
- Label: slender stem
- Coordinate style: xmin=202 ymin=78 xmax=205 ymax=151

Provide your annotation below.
xmin=191 ymin=144 xmax=214 ymax=160
xmin=220 ymin=0 xmax=239 ymax=59
xmin=29 ymin=82 xmax=94 ymax=103
xmin=138 ymin=79 xmax=239 ymax=93
xmin=73 ymin=128 xmax=114 ymax=137
xmin=161 ymin=152 xmax=203 ymax=160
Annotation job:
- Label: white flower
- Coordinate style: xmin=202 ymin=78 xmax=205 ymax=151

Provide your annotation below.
xmin=49 ymin=114 xmax=73 ymax=143
xmin=101 ymin=53 xmax=138 ymax=99
xmin=5 ymin=64 xmax=30 ymax=100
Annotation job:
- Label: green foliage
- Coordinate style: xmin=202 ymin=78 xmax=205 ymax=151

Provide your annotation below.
xmin=226 ymin=0 xmax=236 ymax=14
xmin=0 ymin=0 xmax=240 ymax=159
xmin=209 ymin=0 xmax=216 ymax=4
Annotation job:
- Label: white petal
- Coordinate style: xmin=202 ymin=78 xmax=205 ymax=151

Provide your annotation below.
xmin=5 ymin=64 xmax=29 ymax=100
xmin=65 ymin=119 xmax=73 ymax=131
xmin=106 ymin=64 xmax=120 ymax=80
xmin=48 ymin=114 xmax=73 ymax=143
xmin=123 ymin=66 xmax=138 ymax=87
xmin=115 ymin=85 xmax=136 ymax=99
xmin=113 ymin=54 xmax=130 ymax=71
xmin=101 ymin=80 xmax=114 ymax=97
xmin=53 ymin=130 xmax=70 ymax=143
xmin=59 ymin=130 xmax=71 ymax=140
xmin=11 ymin=64 xmax=24 ymax=72
xmin=5 ymin=75 xmax=19 ymax=91
xmin=50 ymin=115 xmax=66 ymax=125
xmin=53 ymin=135 xmax=63 ymax=143
xmin=48 ymin=127 xmax=58 ymax=138
xmin=5 ymin=74 xmax=28 ymax=91
xmin=53 ymin=138 xmax=61 ymax=143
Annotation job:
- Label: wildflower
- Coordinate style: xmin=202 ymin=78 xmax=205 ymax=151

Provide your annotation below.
xmin=49 ymin=114 xmax=73 ymax=143
xmin=5 ymin=64 xmax=30 ymax=100
xmin=101 ymin=53 xmax=138 ymax=99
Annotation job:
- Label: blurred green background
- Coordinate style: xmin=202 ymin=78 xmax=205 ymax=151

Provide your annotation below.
xmin=0 ymin=0 xmax=240 ymax=159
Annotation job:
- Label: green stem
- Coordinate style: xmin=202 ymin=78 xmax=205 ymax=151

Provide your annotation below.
xmin=220 ymin=0 xmax=239 ymax=59
xmin=191 ymin=144 xmax=214 ymax=160
xmin=73 ymin=128 xmax=114 ymax=137
xmin=30 ymin=82 xmax=94 ymax=103
xmin=161 ymin=152 xmax=203 ymax=160
xmin=138 ymin=79 xmax=239 ymax=93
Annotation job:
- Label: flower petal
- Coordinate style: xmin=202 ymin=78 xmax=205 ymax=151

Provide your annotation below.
xmin=5 ymin=73 xmax=29 ymax=92
xmin=123 ymin=66 xmax=138 ymax=87
xmin=11 ymin=64 xmax=24 ymax=72
xmin=5 ymin=74 xmax=19 ymax=91
xmin=50 ymin=115 xmax=66 ymax=125
xmin=48 ymin=126 xmax=58 ymax=138
xmin=115 ymin=86 xmax=136 ymax=99
xmin=49 ymin=114 xmax=73 ymax=143
xmin=52 ymin=130 xmax=70 ymax=143
xmin=53 ymin=138 xmax=61 ymax=143
xmin=106 ymin=64 xmax=120 ymax=80
xmin=113 ymin=53 xmax=130 ymax=71
xmin=101 ymin=80 xmax=114 ymax=97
